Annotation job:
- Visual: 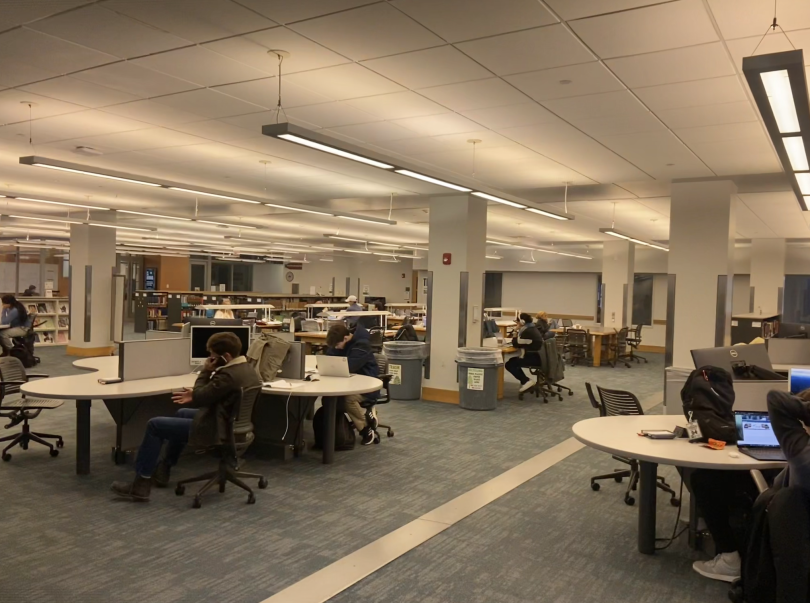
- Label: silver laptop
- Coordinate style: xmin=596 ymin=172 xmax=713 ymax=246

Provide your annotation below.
xmin=316 ymin=355 xmax=352 ymax=378
xmin=734 ymin=411 xmax=786 ymax=462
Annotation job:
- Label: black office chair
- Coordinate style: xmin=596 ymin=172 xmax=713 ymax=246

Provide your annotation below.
xmin=591 ymin=385 xmax=679 ymax=507
xmin=626 ymin=325 xmax=648 ymax=363
xmin=175 ymin=385 xmax=267 ymax=508
xmin=566 ymin=328 xmax=589 ymax=366
xmin=361 ymin=353 xmax=394 ymax=438
xmin=368 ymin=326 xmax=385 ymax=353
xmin=609 ymin=327 xmax=632 ymax=369
xmin=0 ymin=357 xmax=63 ymax=461
xmin=395 ymin=324 xmax=418 ymax=341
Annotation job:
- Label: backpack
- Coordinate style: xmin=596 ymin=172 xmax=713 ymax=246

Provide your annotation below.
xmin=312 ymin=406 xmax=356 ymax=451
xmin=395 ymin=325 xmax=418 ymax=341
xmin=681 ymin=365 xmax=737 ymax=442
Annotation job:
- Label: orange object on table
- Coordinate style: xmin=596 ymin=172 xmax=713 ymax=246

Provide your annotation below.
xmin=705 ymin=438 xmax=726 ymax=450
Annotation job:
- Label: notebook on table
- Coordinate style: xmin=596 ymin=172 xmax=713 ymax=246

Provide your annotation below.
xmin=734 ymin=411 xmax=786 ymax=462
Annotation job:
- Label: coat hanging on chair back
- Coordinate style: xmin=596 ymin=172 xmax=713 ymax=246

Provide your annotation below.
xmin=246 ymin=333 xmax=291 ymax=382
xmin=681 ymin=366 xmax=737 ymax=443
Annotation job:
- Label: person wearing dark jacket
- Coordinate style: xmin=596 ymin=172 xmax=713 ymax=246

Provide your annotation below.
xmin=505 ymin=313 xmax=544 ymax=393
xmin=768 ymin=389 xmax=810 ymax=491
xmin=111 ymin=332 xmax=261 ymax=502
xmin=326 ymin=323 xmax=380 ymax=445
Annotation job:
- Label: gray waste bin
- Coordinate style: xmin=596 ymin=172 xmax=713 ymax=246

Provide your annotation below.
xmin=457 ymin=347 xmax=503 ymax=411
xmin=383 ymin=341 xmax=427 ymax=400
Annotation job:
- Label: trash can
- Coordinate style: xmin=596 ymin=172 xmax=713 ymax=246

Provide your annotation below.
xmin=383 ymin=341 xmax=427 ymax=400
xmin=457 ymin=347 xmax=503 ymax=411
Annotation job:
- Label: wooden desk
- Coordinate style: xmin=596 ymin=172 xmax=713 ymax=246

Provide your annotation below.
xmin=498 ymin=345 xmax=517 ymax=399
xmin=553 ymin=328 xmax=617 ymax=367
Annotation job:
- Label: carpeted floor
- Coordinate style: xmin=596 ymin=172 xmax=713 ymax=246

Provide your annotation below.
xmin=0 ymin=348 xmax=726 ymax=603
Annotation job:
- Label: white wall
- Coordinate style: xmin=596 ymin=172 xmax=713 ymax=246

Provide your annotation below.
xmin=252 ymin=263 xmax=285 ymax=293
xmin=732 ymin=274 xmax=751 ymax=315
xmin=0 ymin=262 xmax=41 ymax=294
xmin=642 ymin=274 xmax=668 ymax=348
xmin=354 ymin=256 xmax=413 ymax=302
xmin=501 ymin=272 xmax=599 ymax=323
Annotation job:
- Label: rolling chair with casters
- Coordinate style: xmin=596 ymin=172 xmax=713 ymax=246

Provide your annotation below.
xmin=626 ymin=325 xmax=648 ymax=363
xmin=175 ymin=385 xmax=267 ymax=508
xmin=590 ymin=385 xmax=679 ymax=507
xmin=0 ymin=357 xmax=63 ymax=461
xmin=565 ymin=329 xmax=589 ymax=366
xmin=609 ymin=327 xmax=632 ymax=369
xmin=368 ymin=326 xmax=385 ymax=354
xmin=363 ymin=353 xmax=394 ymax=438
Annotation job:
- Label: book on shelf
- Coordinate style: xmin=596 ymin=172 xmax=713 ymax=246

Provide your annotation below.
xmin=42 ymin=332 xmax=55 ymax=344
xmin=36 ymin=303 xmax=51 ymax=314
xmin=26 ymin=304 xmax=37 ymax=314
xmin=59 ymin=303 xmax=69 ymax=314
xmin=58 ymin=317 xmax=69 ymax=328
xmin=35 ymin=317 xmax=55 ymax=330
xmin=56 ymin=331 xmax=68 ymax=343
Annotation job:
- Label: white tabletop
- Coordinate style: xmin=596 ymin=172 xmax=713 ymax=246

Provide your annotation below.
xmin=263 ymin=375 xmax=382 ymax=397
xmin=197 ymin=304 xmax=275 ymax=310
xmin=73 ymin=356 xmax=118 ymax=373
xmin=573 ymin=415 xmax=785 ymax=470
xmin=773 ymin=363 xmax=810 ymax=372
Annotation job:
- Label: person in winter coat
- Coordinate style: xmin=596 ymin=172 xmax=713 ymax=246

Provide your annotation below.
xmin=325 ymin=323 xmax=381 ymax=445
xmin=505 ymin=313 xmax=544 ymax=393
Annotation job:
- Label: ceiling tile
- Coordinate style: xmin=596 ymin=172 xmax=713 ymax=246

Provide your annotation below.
xmin=542 ymin=90 xmax=650 ymax=120
xmin=0 ymin=28 xmax=118 ymax=76
xmin=103 ymin=0 xmax=276 ymax=43
xmin=505 ymin=62 xmax=624 ymax=101
xmin=132 ymin=46 xmax=269 ymax=87
xmin=220 ymin=110 xmax=320 ymax=131
xmin=570 ymin=0 xmax=718 ymax=59
xmin=572 ymin=111 xmax=665 ymax=137
xmin=607 ymin=42 xmax=736 ymax=89
xmin=283 ymin=102 xmax=381 ymax=128
xmin=391 ymin=113 xmax=483 ymax=136
xmin=234 ymin=0 xmax=377 ymax=24
xmin=707 ymin=0 xmax=810 ymax=40
xmin=344 ymin=91 xmax=448 ymax=120
xmin=0 ymin=90 xmax=85 ymax=122
xmin=213 ymin=78 xmax=331 ymax=110
xmin=675 ymin=121 xmax=767 ymax=146
xmin=204 ymin=27 xmax=350 ymax=75
xmin=284 ymin=64 xmax=405 ymax=101
xmin=0 ymin=0 xmax=93 ymax=31
xmin=0 ymin=58 xmax=58 ymax=89
xmin=391 ymin=0 xmax=557 ymax=43
xmin=462 ymin=103 xmax=561 ymax=129
xmin=152 ymin=89 xmax=265 ymax=119
xmin=545 ymin=0 xmax=672 ymax=20
xmin=656 ymin=101 xmax=758 ymax=129
xmin=100 ymin=100 xmax=204 ymax=127
xmin=28 ymin=5 xmax=189 ymax=59
xmin=19 ymin=77 xmax=139 ymax=108
xmin=325 ymin=121 xmax=421 ymax=143
xmin=418 ymin=78 xmax=530 ymax=112
xmin=48 ymin=127 xmax=211 ymax=153
xmin=72 ymin=62 xmax=200 ymax=98
xmin=634 ymin=76 xmax=747 ymax=111
xmin=362 ymin=46 xmax=491 ymax=89
xmin=688 ymin=137 xmax=781 ymax=176
xmin=595 ymin=130 xmax=714 ymax=179
xmin=0 ymin=110 xmax=151 ymax=145
xmin=456 ymin=24 xmax=594 ymax=76
xmin=170 ymin=120 xmax=261 ymax=143
xmin=289 ymin=3 xmax=443 ymax=61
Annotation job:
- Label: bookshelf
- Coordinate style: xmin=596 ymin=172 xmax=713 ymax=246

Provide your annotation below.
xmin=23 ymin=297 xmax=69 ymax=347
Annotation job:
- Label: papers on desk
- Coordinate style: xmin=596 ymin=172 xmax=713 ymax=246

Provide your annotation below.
xmin=264 ymin=379 xmax=306 ymax=389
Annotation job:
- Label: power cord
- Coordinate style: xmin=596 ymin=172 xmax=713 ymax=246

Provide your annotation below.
xmin=655 ymin=476 xmax=687 ymax=551
xmin=281 ymin=390 xmax=293 ymax=441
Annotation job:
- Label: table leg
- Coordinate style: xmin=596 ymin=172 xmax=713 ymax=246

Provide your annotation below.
xmin=322 ymin=396 xmax=336 ymax=465
xmin=497 ymin=365 xmax=504 ymax=400
xmin=592 ymin=334 xmax=602 ymax=367
xmin=638 ymin=460 xmax=658 ymax=554
xmin=76 ymin=399 xmax=91 ymax=475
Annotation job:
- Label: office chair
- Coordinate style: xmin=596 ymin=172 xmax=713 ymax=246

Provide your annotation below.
xmin=302 ymin=319 xmax=321 ymax=332
xmin=626 ymin=325 xmax=648 ymax=363
xmin=362 ymin=353 xmax=394 ymax=438
xmin=175 ymin=385 xmax=267 ymax=508
xmin=591 ymin=385 xmax=679 ymax=507
xmin=395 ymin=324 xmax=418 ymax=341
xmin=566 ymin=329 xmax=589 ymax=366
xmin=609 ymin=327 xmax=632 ymax=368
xmin=327 ymin=319 xmax=345 ymax=330
xmin=0 ymin=357 xmax=63 ymax=461
xmin=368 ymin=326 xmax=385 ymax=353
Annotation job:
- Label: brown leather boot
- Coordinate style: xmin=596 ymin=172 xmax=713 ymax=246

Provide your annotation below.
xmin=152 ymin=461 xmax=171 ymax=488
xmin=111 ymin=476 xmax=152 ymax=501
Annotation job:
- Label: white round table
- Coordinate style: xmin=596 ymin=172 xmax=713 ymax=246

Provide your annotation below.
xmin=573 ymin=415 xmax=785 ymax=554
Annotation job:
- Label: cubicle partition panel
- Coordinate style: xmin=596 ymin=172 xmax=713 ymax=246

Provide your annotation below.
xmin=111 ymin=272 xmax=125 ymax=343
xmin=716 ymin=274 xmax=731 ymax=348
xmin=766 ymin=337 xmax=810 ymax=367
xmin=458 ymin=271 xmax=468 ymax=348
xmin=118 ymin=337 xmax=191 ymax=381
xmin=424 ymin=270 xmax=433 ymax=379
xmin=84 ymin=265 xmax=92 ymax=342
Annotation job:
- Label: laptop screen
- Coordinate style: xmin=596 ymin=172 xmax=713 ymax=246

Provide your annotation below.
xmin=790 ymin=367 xmax=810 ymax=394
xmin=734 ymin=411 xmax=780 ymax=448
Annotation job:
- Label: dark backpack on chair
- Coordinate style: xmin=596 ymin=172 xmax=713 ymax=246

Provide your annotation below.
xmin=312 ymin=406 xmax=356 ymax=451
xmin=681 ymin=365 xmax=737 ymax=443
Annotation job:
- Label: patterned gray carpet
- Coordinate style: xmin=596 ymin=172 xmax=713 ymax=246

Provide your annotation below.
xmin=0 ymin=348 xmax=726 ymax=602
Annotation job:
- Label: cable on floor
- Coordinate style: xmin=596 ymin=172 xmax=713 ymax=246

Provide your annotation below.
xmin=655 ymin=477 xmax=687 ymax=551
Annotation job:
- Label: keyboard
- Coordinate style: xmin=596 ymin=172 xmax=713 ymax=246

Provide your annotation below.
xmin=739 ymin=447 xmax=786 ymax=462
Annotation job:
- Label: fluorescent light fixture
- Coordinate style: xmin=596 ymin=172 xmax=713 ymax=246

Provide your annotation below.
xmin=117 ymin=210 xmax=191 ymax=221
xmin=9 ymin=215 xmax=83 ymax=225
xmin=599 ymin=228 xmax=668 ymax=251
xmin=486 ymin=240 xmax=512 ymax=246
xmin=524 ymin=207 xmax=570 ymax=221
xmin=379 ymin=258 xmax=400 ymax=263
xmin=796 ymin=173 xmax=810 ymax=195
xmin=29 ymin=162 xmax=161 ymax=187
xmin=265 ymin=203 xmax=334 ymax=217
xmin=337 ymin=215 xmax=391 ymax=225
xmin=196 ymin=220 xmax=257 ymax=229
xmin=343 ymin=249 xmax=372 ymax=254
xmin=168 ymin=187 xmax=261 ymax=205
xmin=400 ymin=245 xmax=428 ymax=251
xmin=394 ymin=170 xmax=472 ymax=192
xmin=761 ymin=70 xmax=800 ymax=134
xmin=89 ymin=223 xmax=153 ymax=232
xmin=783 ymin=136 xmax=810 ymax=171
xmin=369 ymin=241 xmax=400 ymax=247
xmin=277 ymin=133 xmax=394 ymax=169
xmin=15 ymin=197 xmax=109 ymax=211
xmin=486 ymin=255 xmax=502 ymax=259
xmin=328 ymin=235 xmax=366 ymax=243
xmin=471 ymin=191 xmax=526 ymax=209
xmin=265 ymin=242 xmax=309 ymax=248
xmin=519 ymin=259 xmax=536 ymax=264
xmin=320 ymin=258 xmax=334 ymax=262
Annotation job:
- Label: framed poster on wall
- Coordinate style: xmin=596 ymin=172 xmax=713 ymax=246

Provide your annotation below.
xmin=144 ymin=267 xmax=157 ymax=290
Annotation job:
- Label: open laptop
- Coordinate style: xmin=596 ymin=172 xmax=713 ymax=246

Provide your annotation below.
xmin=734 ymin=411 xmax=786 ymax=462
xmin=316 ymin=355 xmax=352 ymax=378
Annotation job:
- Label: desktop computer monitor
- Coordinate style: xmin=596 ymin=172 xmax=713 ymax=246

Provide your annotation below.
xmin=187 ymin=316 xmax=244 ymax=327
xmin=789 ymin=367 xmax=810 ymax=394
xmin=189 ymin=325 xmax=250 ymax=365
xmin=690 ymin=343 xmax=774 ymax=378
xmin=779 ymin=322 xmax=809 ymax=339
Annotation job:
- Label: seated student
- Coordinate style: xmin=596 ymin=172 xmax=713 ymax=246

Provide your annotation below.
xmin=325 ymin=323 xmax=380 ymax=445
xmin=504 ymin=313 xmax=544 ymax=393
xmin=534 ymin=311 xmax=554 ymax=340
xmin=0 ymin=295 xmax=30 ymax=355
xmin=111 ymin=332 xmax=261 ymax=502
xmin=214 ymin=297 xmax=235 ymax=319
xmin=344 ymin=295 xmax=364 ymax=326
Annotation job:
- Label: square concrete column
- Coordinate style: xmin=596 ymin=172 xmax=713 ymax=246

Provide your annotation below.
xmin=750 ymin=238 xmax=786 ymax=316
xmin=422 ymin=195 xmax=487 ymax=403
xmin=602 ymin=240 xmax=635 ymax=328
xmin=68 ymin=224 xmax=117 ymax=356
xmin=668 ymin=181 xmax=736 ymax=368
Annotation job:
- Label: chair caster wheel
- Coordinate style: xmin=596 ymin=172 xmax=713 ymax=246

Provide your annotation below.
xmin=518 ymin=393 xmax=524 ymax=401
xmin=56 ymin=440 xmax=64 ymax=448
xmin=49 ymin=449 xmax=59 ymax=457
xmin=671 ymin=498 xmax=681 ymax=507
xmin=258 ymin=477 xmax=268 ymax=489
xmin=247 ymin=494 xmax=256 ymax=504
xmin=175 ymin=485 xmax=185 ymax=496
xmin=219 ymin=483 xmax=226 ymax=493
xmin=591 ymin=482 xmax=600 ymax=491
xmin=192 ymin=497 xmax=201 ymax=509
xmin=2 ymin=453 xmax=10 ymax=462
xmin=625 ymin=496 xmax=635 ymax=506
xmin=387 ymin=429 xmax=394 ymax=438
xmin=568 ymin=391 xmax=574 ymax=396
xmin=614 ymin=476 xmax=623 ymax=483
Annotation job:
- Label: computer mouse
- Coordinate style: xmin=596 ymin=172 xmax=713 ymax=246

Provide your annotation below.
xmin=728 ymin=452 xmax=739 ymax=458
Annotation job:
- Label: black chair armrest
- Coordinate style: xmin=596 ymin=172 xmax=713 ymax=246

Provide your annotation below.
xmin=378 ymin=374 xmax=393 ymax=385
xmin=26 ymin=374 xmax=49 ymax=380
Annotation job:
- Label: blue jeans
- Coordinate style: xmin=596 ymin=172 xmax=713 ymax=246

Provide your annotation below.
xmin=135 ymin=408 xmax=197 ymax=477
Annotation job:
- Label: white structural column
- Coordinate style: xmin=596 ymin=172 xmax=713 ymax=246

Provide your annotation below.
xmin=750 ymin=238 xmax=786 ymax=316
xmin=668 ymin=181 xmax=736 ymax=368
xmin=602 ymin=240 xmax=635 ymax=328
xmin=423 ymin=195 xmax=487 ymax=402
xmin=68 ymin=224 xmax=117 ymax=356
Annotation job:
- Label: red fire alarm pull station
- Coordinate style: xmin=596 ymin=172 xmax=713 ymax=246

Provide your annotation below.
xmin=442 ymin=253 xmax=452 ymax=265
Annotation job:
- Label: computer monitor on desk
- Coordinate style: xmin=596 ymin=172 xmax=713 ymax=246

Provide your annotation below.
xmin=690 ymin=343 xmax=774 ymax=378
xmin=190 ymin=325 xmax=250 ymax=365
xmin=779 ymin=322 xmax=809 ymax=339
xmin=187 ymin=316 xmax=244 ymax=327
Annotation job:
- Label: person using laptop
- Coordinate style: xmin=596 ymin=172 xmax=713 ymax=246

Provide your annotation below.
xmin=768 ymin=389 xmax=810 ymax=490
xmin=505 ymin=313 xmax=545 ymax=393
xmin=325 ymin=323 xmax=380 ymax=445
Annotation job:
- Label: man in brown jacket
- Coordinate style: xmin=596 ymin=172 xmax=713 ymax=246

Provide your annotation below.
xmin=111 ymin=332 xmax=261 ymax=502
